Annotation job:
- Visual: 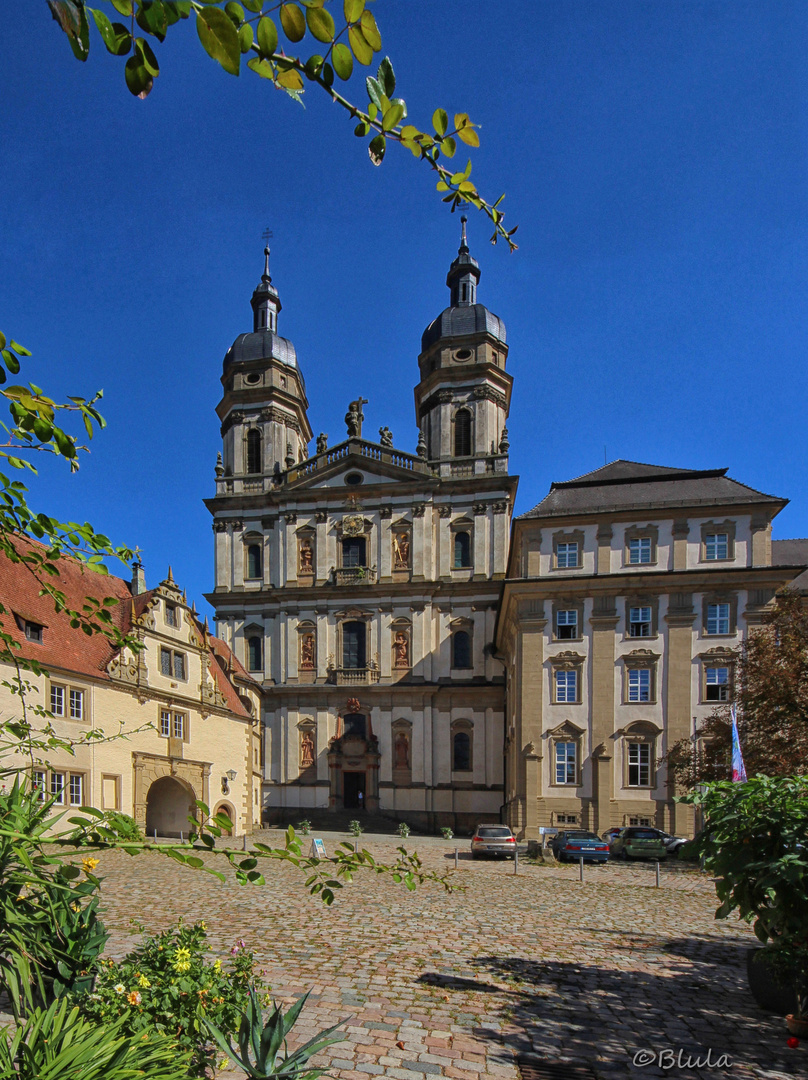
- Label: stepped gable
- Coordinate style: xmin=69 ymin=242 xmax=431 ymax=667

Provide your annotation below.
xmin=520 ymin=459 xmax=787 ymax=519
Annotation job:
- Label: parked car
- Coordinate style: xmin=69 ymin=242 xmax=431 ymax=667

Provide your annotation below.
xmin=549 ymin=830 xmax=610 ymax=863
xmin=470 ymin=824 xmax=517 ymax=859
xmin=645 ymin=828 xmax=688 ymax=854
xmin=609 ymin=827 xmax=668 ymax=861
xmin=601 ymin=827 xmax=623 ymax=843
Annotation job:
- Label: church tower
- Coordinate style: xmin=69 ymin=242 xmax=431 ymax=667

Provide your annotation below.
xmin=216 ymin=248 xmax=312 ymax=485
xmin=415 ymin=217 xmax=512 ymax=470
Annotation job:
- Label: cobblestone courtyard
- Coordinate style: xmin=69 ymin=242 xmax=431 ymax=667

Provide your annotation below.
xmin=93 ymin=833 xmax=802 ymax=1080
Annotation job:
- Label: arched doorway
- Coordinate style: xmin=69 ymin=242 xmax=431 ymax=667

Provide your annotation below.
xmin=213 ymin=802 xmax=235 ymax=834
xmin=145 ymin=776 xmax=196 ymax=838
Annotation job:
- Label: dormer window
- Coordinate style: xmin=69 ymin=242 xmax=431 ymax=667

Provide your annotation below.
xmin=24 ymin=621 xmax=43 ymax=643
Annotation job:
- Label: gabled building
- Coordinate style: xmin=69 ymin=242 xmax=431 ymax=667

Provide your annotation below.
xmin=205 ymin=223 xmax=517 ymax=831
xmin=496 ymin=460 xmax=805 ymax=839
xmin=0 ymin=540 xmax=262 ymax=836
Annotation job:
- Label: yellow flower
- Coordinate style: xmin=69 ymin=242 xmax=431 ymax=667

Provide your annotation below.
xmin=173 ymin=960 xmax=191 ymax=973
xmin=174 ymin=947 xmax=191 ymax=962
xmin=81 ymin=857 xmax=100 ymax=874
xmin=213 ymin=959 xmax=222 ymax=973
xmin=137 ymin=974 xmax=150 ymax=988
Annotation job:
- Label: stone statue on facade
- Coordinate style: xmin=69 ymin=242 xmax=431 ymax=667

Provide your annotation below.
xmin=395 ymin=732 xmax=410 ymax=769
xmin=394 ymin=631 xmax=410 ymax=668
xmin=379 ymin=425 xmax=393 ymax=448
xmin=301 ymin=731 xmax=315 ymax=767
xmin=316 ymin=432 xmax=328 ymax=454
xmin=393 ymin=532 xmax=410 ymax=569
xmin=299 ymin=538 xmax=314 ymax=574
xmin=345 ymin=398 xmax=368 ymax=438
xmin=300 ymin=633 xmax=315 ymax=669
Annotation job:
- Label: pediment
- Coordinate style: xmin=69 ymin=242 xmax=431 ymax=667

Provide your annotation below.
xmin=286 ymin=439 xmax=431 ymax=492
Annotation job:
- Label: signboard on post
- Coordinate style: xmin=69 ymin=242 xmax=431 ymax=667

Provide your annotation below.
xmin=310 ymin=838 xmax=327 ymax=859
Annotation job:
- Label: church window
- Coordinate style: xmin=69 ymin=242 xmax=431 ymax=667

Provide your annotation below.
xmin=452 ymin=630 xmax=472 ymax=670
xmin=453 ymin=531 xmax=471 ymax=568
xmin=452 ymin=731 xmax=471 ymax=772
xmin=341 ymin=537 xmax=366 ymax=568
xmin=246 ymin=429 xmax=262 ymax=474
xmin=342 ymin=621 xmax=366 ymax=669
xmin=454 ymin=409 xmax=472 ymax=457
xmin=247 ymin=635 xmax=263 ymax=672
xmin=246 ymin=544 xmax=262 ymax=579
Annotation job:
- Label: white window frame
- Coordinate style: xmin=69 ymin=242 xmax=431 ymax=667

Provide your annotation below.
xmin=555 ymin=669 xmax=578 ymax=704
xmin=69 ymin=688 xmax=84 ymax=720
xmin=160 ymin=709 xmax=171 ymax=737
xmin=704 ymin=533 xmax=729 ymax=561
xmin=628 ymin=606 xmax=652 ymax=638
xmin=707 ymin=603 xmax=730 ymax=635
xmin=50 ymin=771 xmax=65 ymax=804
xmin=556 ymin=609 xmax=578 ymax=639
xmin=627 ymin=742 xmax=652 ymax=787
xmin=556 ymin=542 xmax=579 ymax=569
xmin=628 ymin=537 xmax=652 ymax=564
xmin=33 ymin=770 xmax=46 ymax=801
xmin=628 ymin=668 xmax=651 ymax=703
xmin=705 ymin=666 xmax=730 ymax=701
xmin=69 ymin=773 xmax=83 ymax=805
xmin=554 ymin=741 xmax=577 ymax=785
xmin=50 ymin=684 xmax=65 ymax=717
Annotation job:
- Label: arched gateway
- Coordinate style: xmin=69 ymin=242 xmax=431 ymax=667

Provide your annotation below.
xmin=145 ymin=775 xmax=197 ymax=838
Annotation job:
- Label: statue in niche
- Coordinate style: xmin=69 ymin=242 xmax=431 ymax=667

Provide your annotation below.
xmin=395 ymin=732 xmax=410 ymax=769
xmin=301 ymin=731 xmax=315 ymax=767
xmin=316 ymin=432 xmax=328 ymax=454
xmin=345 ymin=397 xmax=368 ymax=438
xmin=393 ymin=532 xmax=410 ymax=569
xmin=300 ymin=633 xmax=315 ymax=670
xmin=394 ymin=632 xmax=410 ymax=668
xmin=379 ymin=426 xmax=393 ymax=447
xmin=299 ymin=538 xmax=314 ymax=574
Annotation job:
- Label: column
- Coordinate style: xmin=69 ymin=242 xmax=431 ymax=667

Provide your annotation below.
xmin=672 ymin=519 xmax=690 ymax=571
xmin=589 ymin=597 xmax=619 ymax=833
xmin=665 ymin=595 xmax=696 ymax=835
xmin=597 ymin=524 xmax=613 ymax=575
xmin=515 ymin=603 xmax=546 ymax=840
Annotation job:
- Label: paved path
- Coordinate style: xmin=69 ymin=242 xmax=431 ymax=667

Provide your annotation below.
xmin=90 ymin=832 xmax=803 ymax=1080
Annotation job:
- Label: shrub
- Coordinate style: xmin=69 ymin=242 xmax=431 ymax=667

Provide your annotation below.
xmin=348 ymin=819 xmax=363 ymax=837
xmin=397 ymin=822 xmax=411 ymax=838
xmin=104 ymin=811 xmax=142 ymax=842
xmin=296 ymin=819 xmax=312 ymax=836
xmin=440 ymin=827 xmax=454 ymax=840
xmin=75 ymin=920 xmax=263 ymax=1078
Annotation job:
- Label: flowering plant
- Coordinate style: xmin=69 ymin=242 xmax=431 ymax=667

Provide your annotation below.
xmin=75 ymin=920 xmax=264 ymax=1077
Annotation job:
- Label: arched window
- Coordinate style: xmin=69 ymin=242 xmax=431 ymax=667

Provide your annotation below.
xmin=454 ymin=409 xmax=472 ymax=457
xmin=454 ymin=531 xmax=471 ymax=568
xmin=453 ymin=731 xmax=471 ymax=771
xmin=452 ymin=630 xmax=472 ymax=669
xmin=247 ymin=635 xmax=262 ymax=672
xmin=246 ymin=544 xmax=261 ymax=579
xmin=342 ymin=621 xmax=366 ymax=670
xmin=246 ymin=429 xmax=262 ymax=474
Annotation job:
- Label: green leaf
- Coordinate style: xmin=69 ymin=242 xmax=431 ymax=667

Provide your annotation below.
xmin=135 ymin=0 xmax=168 ymax=42
xmin=377 ymin=55 xmax=395 ymax=97
xmin=332 ymin=42 xmax=353 ymax=80
xmin=135 ymin=37 xmax=160 ymax=77
xmin=48 ymin=0 xmax=90 ymax=61
xmin=9 ymin=341 xmax=31 ymax=356
xmin=365 ymin=75 xmax=382 ymax=108
xmin=90 ymin=9 xmax=131 ymax=55
xmin=441 ymin=136 xmax=456 ymax=158
xmin=237 ymin=23 xmax=253 ymax=52
xmin=2 ymin=351 xmax=20 ymax=375
xmin=368 ymin=133 xmax=386 ymax=165
xmin=225 ymin=1 xmax=245 ymax=25
xmin=243 ymin=0 xmax=263 ymax=10
xmin=247 ymin=57 xmax=275 ymax=79
xmin=344 ymin=0 xmax=364 ymax=21
xmin=348 ymin=24 xmax=372 ymax=66
xmin=0 ymin=332 xmax=5 ymax=350
xmin=432 ymin=108 xmax=448 ymax=137
xmin=124 ymin=54 xmax=154 ymax=98
xmin=110 ymin=0 xmax=133 ymax=14
xmin=381 ymin=102 xmax=403 ymax=131
xmin=196 ymin=6 xmax=241 ymax=76
xmin=457 ymin=125 xmax=480 ymax=148
xmin=359 ymin=9 xmax=381 ymax=51
xmin=306 ymin=5 xmax=335 ymax=43
xmin=279 ymin=3 xmax=306 ymax=43
xmin=276 ymin=66 xmax=304 ymax=91
xmin=256 ymin=16 xmax=278 ymax=57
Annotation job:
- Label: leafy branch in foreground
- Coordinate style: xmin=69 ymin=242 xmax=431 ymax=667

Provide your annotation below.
xmin=48 ymin=0 xmax=518 ymax=249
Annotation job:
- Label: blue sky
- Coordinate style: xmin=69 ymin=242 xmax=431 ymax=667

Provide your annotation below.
xmin=2 ymin=2 xmax=807 ymax=614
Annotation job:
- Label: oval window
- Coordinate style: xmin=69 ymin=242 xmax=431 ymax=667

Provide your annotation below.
xmin=454 ymin=349 xmax=473 ymax=362
xmin=345 ymin=472 xmax=364 ymax=486
xmin=245 ymin=372 xmax=261 ymax=385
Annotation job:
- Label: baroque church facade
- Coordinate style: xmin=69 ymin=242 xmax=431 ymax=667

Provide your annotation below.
xmin=205 ymin=229 xmax=806 ymax=838
xmin=205 ymin=223 xmax=516 ymax=832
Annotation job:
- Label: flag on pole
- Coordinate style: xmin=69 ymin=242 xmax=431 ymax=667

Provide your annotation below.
xmin=730 ymin=704 xmax=747 ymax=782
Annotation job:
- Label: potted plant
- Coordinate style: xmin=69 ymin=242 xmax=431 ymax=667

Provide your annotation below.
xmin=683 ymin=775 xmax=808 ymax=1031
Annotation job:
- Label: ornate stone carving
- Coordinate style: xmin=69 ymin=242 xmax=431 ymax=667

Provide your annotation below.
xmin=284 ymin=511 xmax=297 ymax=525
xmin=315 ymin=510 xmax=328 ymax=523
xmin=473 ymin=503 xmax=487 ymax=516
xmin=493 ymin=501 xmax=508 ymax=514
xmin=499 ymin=427 xmax=510 ymax=453
xmin=345 ymin=397 xmax=367 ymax=438
xmin=107 ymin=652 xmax=138 ymax=684
xmin=316 ymin=432 xmax=328 ymax=454
xmin=393 ymin=531 xmax=411 ymax=569
xmin=300 ymin=731 xmax=315 ymax=767
xmin=341 ymin=513 xmax=365 ymax=537
xmin=438 ymin=390 xmax=454 ymax=403
xmin=438 ymin=506 xmax=452 ymax=518
xmin=346 ymin=697 xmax=362 ymax=713
xmin=298 ymin=538 xmax=314 ymax=575
xmin=379 ymin=426 xmax=393 ymax=447
xmin=379 ymin=506 xmax=392 ymax=519
xmin=231 ymin=520 xmax=244 ymax=532
xmin=213 ymin=521 xmax=228 ymax=533
xmin=393 ymin=631 xmax=410 ymax=668
xmin=412 ymin=503 xmax=426 ymax=518
xmin=300 ymin=632 xmax=316 ymax=670
xmin=394 ymin=732 xmax=410 ymax=768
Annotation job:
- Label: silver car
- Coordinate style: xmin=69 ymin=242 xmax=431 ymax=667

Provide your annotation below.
xmin=470 ymin=824 xmax=517 ymax=859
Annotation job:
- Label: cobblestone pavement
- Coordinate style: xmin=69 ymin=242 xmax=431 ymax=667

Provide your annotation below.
xmin=91 ymin=832 xmax=803 ymax=1080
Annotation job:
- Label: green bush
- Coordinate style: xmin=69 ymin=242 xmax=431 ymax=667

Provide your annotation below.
xmin=103 ymin=811 xmax=142 ymax=841
xmin=75 ymin=920 xmax=264 ymax=1078
xmin=348 ymin=819 xmax=363 ymax=837
xmin=397 ymin=822 xmax=411 ymax=838
xmin=0 ymin=996 xmax=192 ymax=1080
xmin=296 ymin=819 xmax=312 ymax=836
xmin=440 ymin=826 xmax=454 ymax=840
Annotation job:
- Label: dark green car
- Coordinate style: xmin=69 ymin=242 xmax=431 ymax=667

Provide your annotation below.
xmin=609 ymin=827 xmax=667 ymax=861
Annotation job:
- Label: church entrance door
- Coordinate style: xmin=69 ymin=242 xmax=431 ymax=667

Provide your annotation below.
xmin=343 ymin=771 xmax=366 ymax=809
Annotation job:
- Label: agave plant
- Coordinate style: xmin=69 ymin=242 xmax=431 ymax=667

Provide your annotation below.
xmin=204 ymin=986 xmax=347 ymax=1079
